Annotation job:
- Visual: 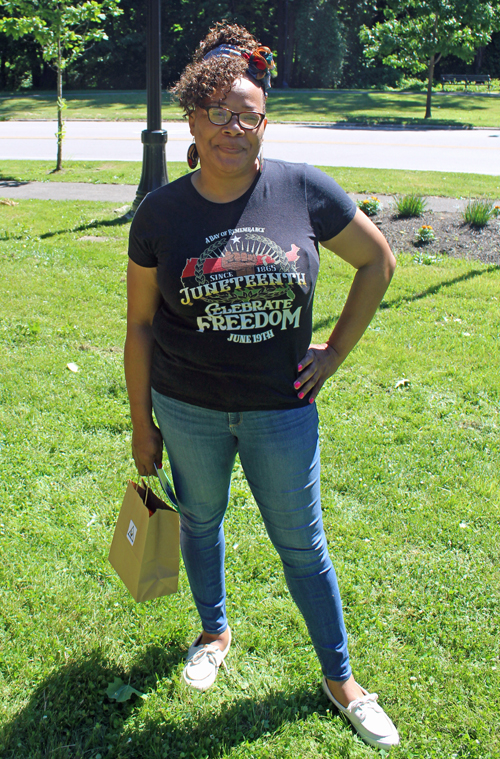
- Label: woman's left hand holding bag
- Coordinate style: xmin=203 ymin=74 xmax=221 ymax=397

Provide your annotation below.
xmin=132 ymin=422 xmax=163 ymax=476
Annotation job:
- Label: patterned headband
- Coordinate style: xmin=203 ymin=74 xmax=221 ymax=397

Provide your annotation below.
xmin=203 ymin=44 xmax=275 ymax=94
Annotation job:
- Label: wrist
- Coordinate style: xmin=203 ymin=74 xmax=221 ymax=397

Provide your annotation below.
xmin=131 ymin=414 xmax=156 ymax=432
xmin=325 ymin=341 xmax=344 ymax=366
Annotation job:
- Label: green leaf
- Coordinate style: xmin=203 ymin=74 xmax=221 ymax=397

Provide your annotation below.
xmin=105 ymin=677 xmax=147 ymax=702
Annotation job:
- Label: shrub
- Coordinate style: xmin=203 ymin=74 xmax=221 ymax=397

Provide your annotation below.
xmin=415 ymin=224 xmax=436 ymax=245
xmin=413 ymin=252 xmax=440 ymax=265
xmin=358 ymin=196 xmax=381 ymax=216
xmin=397 ymin=76 xmax=427 ymax=91
xmin=463 ymin=199 xmax=494 ymax=228
xmin=394 ymin=194 xmax=427 ymax=218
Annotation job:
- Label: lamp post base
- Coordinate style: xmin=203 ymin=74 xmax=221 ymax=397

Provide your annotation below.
xmin=131 ymin=129 xmax=168 ymax=214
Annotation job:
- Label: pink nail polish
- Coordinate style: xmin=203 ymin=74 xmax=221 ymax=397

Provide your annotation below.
xmin=298 ymin=392 xmax=304 ymax=399
xmin=309 ymin=397 xmax=314 ymax=404
xmin=294 ymin=381 xmax=301 ymax=389
xmin=298 ymin=364 xmax=303 ymax=371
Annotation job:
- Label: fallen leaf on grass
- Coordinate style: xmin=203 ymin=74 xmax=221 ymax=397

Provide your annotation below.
xmin=66 ymin=362 xmax=79 ymax=373
xmin=395 ymin=378 xmax=410 ymax=389
xmin=106 ymin=677 xmax=147 ymax=702
xmin=0 ymin=198 xmax=19 ymax=206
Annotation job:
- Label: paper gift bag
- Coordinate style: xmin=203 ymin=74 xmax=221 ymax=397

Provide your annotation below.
xmin=108 ymin=480 xmax=180 ymax=602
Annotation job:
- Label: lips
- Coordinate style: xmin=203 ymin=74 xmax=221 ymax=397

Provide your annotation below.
xmin=216 ymin=144 xmax=245 ymax=154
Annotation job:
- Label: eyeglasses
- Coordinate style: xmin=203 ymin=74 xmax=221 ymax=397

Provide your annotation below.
xmin=201 ymin=106 xmax=265 ymax=130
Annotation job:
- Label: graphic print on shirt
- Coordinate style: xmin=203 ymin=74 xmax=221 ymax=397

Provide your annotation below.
xmin=179 ymin=229 xmax=308 ymax=344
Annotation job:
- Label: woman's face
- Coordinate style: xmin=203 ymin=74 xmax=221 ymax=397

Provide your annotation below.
xmin=188 ymin=76 xmax=267 ymax=179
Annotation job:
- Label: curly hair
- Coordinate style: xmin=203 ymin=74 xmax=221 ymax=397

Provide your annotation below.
xmin=171 ymin=22 xmax=265 ymax=115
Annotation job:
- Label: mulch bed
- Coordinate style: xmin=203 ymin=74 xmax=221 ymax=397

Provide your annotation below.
xmin=372 ymin=211 xmax=500 ymax=265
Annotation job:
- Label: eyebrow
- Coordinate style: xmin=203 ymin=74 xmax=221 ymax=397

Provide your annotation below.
xmin=205 ymin=104 xmax=265 ymax=112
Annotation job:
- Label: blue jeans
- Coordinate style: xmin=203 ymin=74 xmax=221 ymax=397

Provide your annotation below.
xmin=151 ymin=390 xmax=351 ymax=681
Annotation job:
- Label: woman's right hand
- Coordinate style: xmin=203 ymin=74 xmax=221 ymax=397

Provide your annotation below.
xmin=131 ymin=422 xmax=163 ymax=476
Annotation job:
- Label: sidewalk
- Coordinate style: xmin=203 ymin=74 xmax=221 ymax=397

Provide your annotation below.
xmin=0 ymin=179 xmax=135 ymax=202
xmin=1 ymin=180 xmax=490 ymax=211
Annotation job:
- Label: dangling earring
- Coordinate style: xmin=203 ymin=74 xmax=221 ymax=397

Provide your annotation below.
xmin=187 ymin=142 xmax=199 ymax=169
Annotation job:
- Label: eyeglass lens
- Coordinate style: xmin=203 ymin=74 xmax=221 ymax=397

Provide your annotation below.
xmin=207 ymin=107 xmax=263 ymax=129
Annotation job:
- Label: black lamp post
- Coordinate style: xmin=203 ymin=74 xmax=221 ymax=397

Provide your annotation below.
xmin=131 ymin=0 xmax=168 ymax=214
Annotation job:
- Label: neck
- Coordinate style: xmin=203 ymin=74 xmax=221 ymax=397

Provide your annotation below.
xmin=191 ymin=161 xmax=260 ymax=203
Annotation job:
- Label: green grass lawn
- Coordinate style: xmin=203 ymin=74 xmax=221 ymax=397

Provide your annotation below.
xmin=0 ymin=200 xmax=499 ymax=758
xmin=1 ymin=89 xmax=500 ymax=127
xmin=2 ymin=159 xmax=500 ymax=200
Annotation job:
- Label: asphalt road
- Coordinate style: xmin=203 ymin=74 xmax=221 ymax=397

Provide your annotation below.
xmin=1 ymin=120 xmax=500 ymax=174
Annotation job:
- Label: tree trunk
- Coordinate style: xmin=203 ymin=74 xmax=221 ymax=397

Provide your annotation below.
xmin=283 ymin=1 xmax=295 ymax=87
xmin=56 ymin=37 xmax=63 ymax=171
xmin=425 ymin=54 xmax=435 ymax=119
xmin=276 ymin=0 xmax=286 ymax=87
xmin=474 ymin=46 xmax=485 ymax=74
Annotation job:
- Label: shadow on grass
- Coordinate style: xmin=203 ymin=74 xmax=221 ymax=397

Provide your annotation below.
xmin=0 ymin=646 xmax=329 ymax=759
xmin=380 ymin=263 xmax=500 ymax=309
xmin=0 ymin=178 xmax=30 ymax=187
xmin=306 ymin=121 xmax=474 ymax=130
xmin=39 ymin=214 xmax=132 ymax=239
xmin=266 ymin=90 xmax=490 ymax=126
xmin=0 ymin=90 xmax=176 ymax=119
xmin=313 ymin=264 xmax=500 ymax=333
xmin=0 ymin=645 xmax=179 ymax=759
xmin=2 ymin=90 xmax=493 ymax=127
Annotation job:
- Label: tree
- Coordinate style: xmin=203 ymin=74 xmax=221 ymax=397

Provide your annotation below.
xmin=293 ymin=0 xmax=345 ymax=88
xmin=360 ymin=0 xmax=500 ymax=118
xmin=0 ymin=0 xmax=122 ymax=169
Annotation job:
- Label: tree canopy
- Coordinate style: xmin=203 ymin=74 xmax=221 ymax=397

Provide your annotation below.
xmin=361 ymin=0 xmax=500 ymax=116
xmin=0 ymin=0 xmax=122 ymax=167
xmin=1 ymin=0 xmax=500 ymax=97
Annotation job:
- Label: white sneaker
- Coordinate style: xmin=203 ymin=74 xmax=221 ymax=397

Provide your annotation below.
xmin=322 ymin=677 xmax=400 ymax=749
xmin=183 ymin=628 xmax=231 ymax=692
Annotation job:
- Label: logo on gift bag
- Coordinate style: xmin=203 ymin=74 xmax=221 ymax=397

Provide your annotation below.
xmin=127 ymin=519 xmax=138 ymax=546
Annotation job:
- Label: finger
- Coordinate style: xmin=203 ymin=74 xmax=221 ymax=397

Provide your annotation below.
xmin=295 ymin=354 xmax=320 ymax=387
xmin=296 ymin=362 xmax=324 ymax=396
xmin=297 ymin=373 xmax=320 ymax=398
xmin=133 ymin=449 xmax=156 ymax=477
xmin=297 ymin=350 xmax=314 ymax=372
xmin=294 ymin=366 xmax=316 ymax=392
xmin=308 ymin=378 xmax=325 ymax=403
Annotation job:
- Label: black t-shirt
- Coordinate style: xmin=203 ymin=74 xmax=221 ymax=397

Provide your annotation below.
xmin=128 ymin=159 xmax=356 ymax=411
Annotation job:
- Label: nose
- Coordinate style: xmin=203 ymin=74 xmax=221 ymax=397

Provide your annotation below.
xmin=222 ymin=114 xmax=244 ymax=134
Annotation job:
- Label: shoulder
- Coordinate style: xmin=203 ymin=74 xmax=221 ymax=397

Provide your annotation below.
xmin=137 ymin=172 xmax=193 ymax=213
xmin=263 ymin=160 xmax=347 ymax=196
xmin=131 ymin=173 xmax=195 ymax=235
xmin=262 ymin=159 xmax=307 ymax=181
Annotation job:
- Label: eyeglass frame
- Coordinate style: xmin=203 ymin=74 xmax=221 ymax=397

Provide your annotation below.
xmin=200 ymin=105 xmax=266 ymax=130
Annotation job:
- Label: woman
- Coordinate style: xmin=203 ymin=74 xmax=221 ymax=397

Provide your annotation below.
xmin=125 ymin=22 xmax=399 ymax=750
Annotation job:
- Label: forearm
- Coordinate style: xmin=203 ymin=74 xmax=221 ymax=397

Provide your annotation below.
xmin=327 ymin=259 xmax=394 ymax=364
xmin=124 ymin=323 xmax=156 ymax=429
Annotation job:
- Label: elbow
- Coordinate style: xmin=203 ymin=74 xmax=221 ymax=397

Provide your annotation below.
xmin=386 ymin=246 xmax=396 ymax=280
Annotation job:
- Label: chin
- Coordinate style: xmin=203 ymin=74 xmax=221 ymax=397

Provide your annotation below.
xmin=215 ymin=156 xmax=252 ymax=173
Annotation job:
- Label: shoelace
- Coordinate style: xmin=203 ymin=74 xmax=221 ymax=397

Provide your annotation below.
xmin=349 ymin=692 xmax=381 ymax=718
xmin=189 ymin=644 xmax=228 ymax=672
